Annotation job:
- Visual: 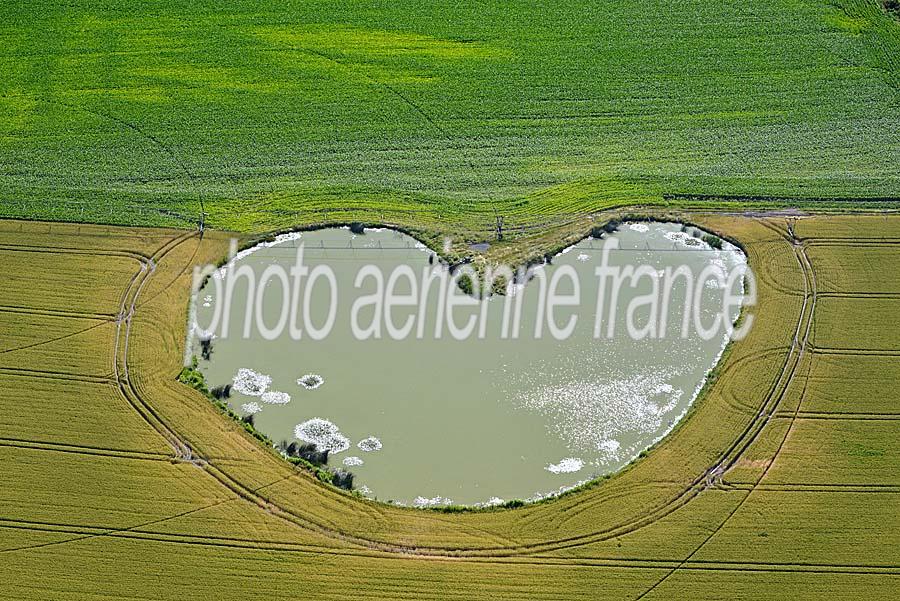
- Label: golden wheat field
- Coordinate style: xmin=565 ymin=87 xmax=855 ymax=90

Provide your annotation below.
xmin=0 ymin=213 xmax=897 ymax=599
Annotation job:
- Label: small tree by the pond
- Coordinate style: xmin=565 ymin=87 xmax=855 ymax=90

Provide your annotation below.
xmin=241 ymin=413 xmax=254 ymax=427
xmin=278 ymin=441 xmax=329 ymax=466
xmin=590 ymin=219 xmax=620 ymax=239
xmin=457 ymin=273 xmax=474 ymax=295
xmin=199 ymin=337 xmax=213 ymax=360
xmin=332 ymin=469 xmax=354 ymax=490
xmin=297 ymin=443 xmax=329 ymax=466
xmin=210 ymin=384 xmax=231 ymax=400
xmin=349 ymin=222 xmax=366 ymax=235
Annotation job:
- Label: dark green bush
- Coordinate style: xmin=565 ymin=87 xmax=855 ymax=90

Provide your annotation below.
xmin=702 ymin=234 xmax=723 ymax=250
xmin=456 ymin=273 xmax=474 ymax=295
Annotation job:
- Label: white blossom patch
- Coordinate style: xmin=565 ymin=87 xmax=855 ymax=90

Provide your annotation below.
xmin=261 ymin=391 xmax=291 ymax=405
xmin=628 ymin=223 xmax=650 ymax=233
xmin=357 ymin=436 xmax=382 ymax=452
xmin=343 ymin=456 xmax=364 ymax=467
xmin=297 ymin=373 xmax=324 ymax=390
xmin=241 ymin=402 xmax=262 ymax=415
xmin=664 ymin=231 xmax=706 ymax=248
xmin=232 ymin=368 xmax=271 ymax=397
xmin=294 ymin=418 xmax=350 ymax=454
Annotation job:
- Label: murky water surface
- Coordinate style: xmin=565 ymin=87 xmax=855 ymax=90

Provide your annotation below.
xmin=194 ymin=223 xmax=745 ymax=506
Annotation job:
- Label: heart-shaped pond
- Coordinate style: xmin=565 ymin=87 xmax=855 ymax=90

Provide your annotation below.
xmin=191 ymin=222 xmax=747 ymax=506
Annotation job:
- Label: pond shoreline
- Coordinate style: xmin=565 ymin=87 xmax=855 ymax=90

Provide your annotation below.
xmin=184 ymin=219 xmax=748 ymax=509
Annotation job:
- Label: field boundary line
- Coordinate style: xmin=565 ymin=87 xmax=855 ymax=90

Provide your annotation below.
xmin=0 ymin=437 xmax=172 ymax=461
xmin=2 ymin=519 xmax=898 ymax=575
xmin=810 ymin=347 xmax=900 ymax=356
xmin=773 ymin=411 xmax=900 ymax=420
xmin=0 ymin=367 xmax=114 ymax=384
xmin=727 ymin=483 xmax=900 ymax=493
xmin=0 ymin=244 xmax=150 ymax=261
xmin=0 ymin=305 xmax=115 ymax=320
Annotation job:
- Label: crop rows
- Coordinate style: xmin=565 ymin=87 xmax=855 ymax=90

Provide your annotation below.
xmin=2 ymin=211 xmax=897 ymax=598
xmin=2 ymin=1 xmax=900 ymax=236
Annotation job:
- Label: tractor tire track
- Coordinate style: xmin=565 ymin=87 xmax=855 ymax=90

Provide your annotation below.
xmin=633 ymin=219 xmax=818 ymax=599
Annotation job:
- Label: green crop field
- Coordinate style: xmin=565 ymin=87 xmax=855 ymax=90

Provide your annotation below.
xmin=1 ymin=0 xmax=900 ymax=237
xmin=2 ymin=0 xmax=900 ymax=598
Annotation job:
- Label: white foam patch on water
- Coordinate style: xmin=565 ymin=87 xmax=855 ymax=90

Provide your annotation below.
xmin=546 ymin=457 xmax=584 ymax=474
xmin=597 ymin=439 xmax=621 ymax=460
xmin=241 ymin=402 xmax=262 ymax=414
xmin=414 ymin=495 xmax=452 ymax=507
xmin=628 ymin=223 xmax=650 ymax=233
xmin=294 ymin=418 xmax=350 ymax=454
xmin=343 ymin=456 xmax=364 ymax=467
xmin=213 ymin=232 xmax=304 ymax=279
xmin=297 ymin=373 xmax=324 ymax=390
xmin=473 ymin=496 xmax=506 ymax=508
xmin=516 ymin=371 xmax=686 ymax=453
xmin=654 ymin=383 xmax=674 ymax=394
xmin=232 ymin=368 xmax=271 ymax=397
xmin=357 ymin=436 xmax=382 ymax=452
xmin=577 ymin=253 xmax=590 ymax=262
xmin=261 ymin=391 xmax=291 ymax=405
xmin=525 ymin=479 xmax=591 ymax=503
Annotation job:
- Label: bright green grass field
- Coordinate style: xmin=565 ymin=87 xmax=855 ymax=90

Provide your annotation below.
xmin=1 ymin=0 xmax=899 ymax=231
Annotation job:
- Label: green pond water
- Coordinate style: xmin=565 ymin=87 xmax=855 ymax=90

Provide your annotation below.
xmin=192 ymin=223 xmax=746 ymax=506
